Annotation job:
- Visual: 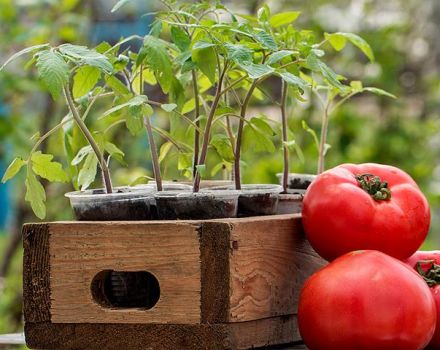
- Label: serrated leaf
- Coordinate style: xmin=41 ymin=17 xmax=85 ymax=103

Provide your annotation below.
xmin=2 ymin=157 xmax=26 ymax=182
xmin=211 ymin=134 xmax=234 ymax=162
xmin=111 ymin=0 xmax=131 ymax=12
xmin=269 ymin=11 xmax=300 ymax=27
xmin=254 ymin=30 xmax=278 ymax=51
xmin=101 ymin=95 xmax=148 ymax=118
xmin=161 ymin=103 xmax=177 ymax=112
xmin=25 ymin=170 xmax=46 ymax=219
xmin=36 ymin=50 xmax=69 ymax=98
xmin=158 ymin=141 xmax=173 ymax=163
xmin=325 ymin=32 xmax=374 ymax=62
xmin=105 ymin=142 xmax=125 ymax=165
xmin=139 ymin=36 xmax=173 ymax=93
xmin=58 ymin=44 xmax=113 ymax=73
xmin=73 ymin=66 xmax=101 ymax=99
xmin=243 ymin=122 xmax=275 ymax=153
xmin=0 ymin=43 xmax=49 ymax=72
xmin=31 ymin=151 xmax=69 ymax=182
xmin=225 ymin=43 xmax=253 ymax=63
xmin=171 ymin=26 xmax=191 ymax=52
xmin=239 ymin=62 xmax=274 ymax=80
xmin=267 ymin=50 xmax=296 ymax=66
xmin=251 ymin=117 xmax=275 ymax=136
xmin=306 ymin=53 xmax=345 ymax=90
xmin=71 ymin=145 xmax=93 ymax=166
xmin=78 ymin=152 xmax=98 ymax=190
xmin=278 ymin=71 xmax=308 ymax=90
xmin=363 ymin=87 xmax=396 ymax=99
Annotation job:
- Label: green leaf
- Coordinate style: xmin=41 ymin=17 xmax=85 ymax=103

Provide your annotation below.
xmin=126 ymin=105 xmax=144 ymax=136
xmin=243 ymin=118 xmax=276 ymax=153
xmin=211 ymin=134 xmax=235 ymax=162
xmin=71 ymin=145 xmax=93 ymax=166
xmin=77 ymin=152 xmax=98 ymax=190
xmin=239 ymin=62 xmax=275 ymax=80
xmin=139 ymin=36 xmax=173 ymax=93
xmin=171 ymin=26 xmax=191 ymax=52
xmin=0 ymin=43 xmax=49 ymax=72
xmin=302 ymin=120 xmax=320 ymax=151
xmin=2 ymin=157 xmax=26 ymax=182
xmin=363 ymin=87 xmax=396 ymax=99
xmin=283 ymin=140 xmax=305 ymax=163
xmin=350 ymin=80 xmax=363 ymax=92
xmin=101 ymin=95 xmax=148 ymax=118
xmin=211 ymin=162 xmax=225 ymax=177
xmin=269 ymin=11 xmax=300 ymax=27
xmin=306 ymin=53 xmax=345 ymax=90
xmin=25 ymin=171 xmax=46 ymax=219
xmin=225 ymin=43 xmax=253 ymax=63
xmin=192 ymin=41 xmax=216 ymax=50
xmin=178 ymin=153 xmax=192 ymax=171
xmin=251 ymin=117 xmax=275 ymax=136
xmin=257 ymin=5 xmax=271 ymax=23
xmin=73 ymin=65 xmax=101 ymax=99
xmin=58 ymin=44 xmax=113 ymax=73
xmin=267 ymin=50 xmax=296 ymax=66
xmin=31 ymin=151 xmax=69 ymax=182
xmin=192 ymin=44 xmax=217 ymax=84
xmin=36 ymin=50 xmax=69 ymax=98
xmin=111 ymin=0 xmax=131 ymax=12
xmin=161 ymin=103 xmax=177 ymax=112
xmin=278 ymin=71 xmax=308 ymax=90
xmin=105 ymin=75 xmax=131 ymax=95
xmin=158 ymin=141 xmax=173 ymax=163
xmin=195 ymin=164 xmax=206 ymax=177
xmin=182 ymin=98 xmax=196 ymax=114
xmin=325 ymin=32 xmax=374 ymax=62
xmin=105 ymin=142 xmax=125 ymax=165
xmin=254 ymin=30 xmax=278 ymax=51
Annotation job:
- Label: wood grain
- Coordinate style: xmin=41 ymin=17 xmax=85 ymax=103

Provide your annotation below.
xmin=226 ymin=214 xmax=326 ymax=322
xmin=48 ymin=222 xmax=202 ymax=324
xmin=23 ymin=223 xmax=51 ymax=323
xmin=25 ymin=315 xmax=299 ymax=350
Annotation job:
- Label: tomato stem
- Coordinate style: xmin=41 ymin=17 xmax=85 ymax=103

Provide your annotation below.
xmin=416 ymin=260 xmax=440 ymax=287
xmin=355 ymin=173 xmax=391 ymax=201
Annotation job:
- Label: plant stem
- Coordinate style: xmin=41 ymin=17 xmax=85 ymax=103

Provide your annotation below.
xmin=280 ymin=80 xmax=289 ymax=193
xmin=192 ymin=69 xmax=200 ymax=179
xmin=63 ymin=85 xmax=113 ymax=193
xmin=193 ymin=62 xmax=228 ymax=192
xmin=233 ymin=80 xmax=258 ymax=190
xmin=317 ymin=98 xmax=331 ymax=174
xmin=140 ymin=66 xmax=163 ymax=191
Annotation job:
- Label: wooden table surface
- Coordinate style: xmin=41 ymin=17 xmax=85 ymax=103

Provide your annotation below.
xmin=0 ymin=333 xmax=307 ymax=349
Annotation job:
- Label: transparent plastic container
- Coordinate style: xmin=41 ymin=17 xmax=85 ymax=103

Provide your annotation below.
xmin=277 ymin=173 xmax=316 ymax=192
xmin=277 ymin=192 xmax=305 ymax=215
xmin=65 ymin=186 xmax=155 ymax=221
xmin=154 ymin=190 xmax=240 ymax=220
xmin=209 ymin=184 xmax=283 ymax=217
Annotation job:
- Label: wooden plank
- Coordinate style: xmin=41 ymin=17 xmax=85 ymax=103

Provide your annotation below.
xmin=24 ymin=315 xmax=299 ymax=350
xmin=23 ymin=223 xmax=51 ymax=322
xmin=227 ymin=215 xmax=326 ymax=322
xmin=49 ymin=222 xmax=202 ymax=324
xmin=200 ymin=221 xmax=231 ymax=323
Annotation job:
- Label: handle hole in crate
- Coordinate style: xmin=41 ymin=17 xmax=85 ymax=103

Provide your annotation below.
xmin=91 ymin=270 xmax=160 ymax=309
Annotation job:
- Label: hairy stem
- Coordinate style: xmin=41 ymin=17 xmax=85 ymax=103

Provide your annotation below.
xmin=63 ymin=85 xmax=113 ymax=193
xmin=193 ymin=62 xmax=228 ymax=192
xmin=280 ymin=80 xmax=289 ymax=193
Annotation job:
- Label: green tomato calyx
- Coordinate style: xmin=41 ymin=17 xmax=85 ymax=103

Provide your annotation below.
xmin=355 ymin=173 xmax=391 ymax=201
xmin=416 ymin=260 xmax=440 ymax=287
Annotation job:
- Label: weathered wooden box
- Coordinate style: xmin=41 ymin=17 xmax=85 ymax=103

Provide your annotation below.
xmin=23 ymin=214 xmax=324 ymax=349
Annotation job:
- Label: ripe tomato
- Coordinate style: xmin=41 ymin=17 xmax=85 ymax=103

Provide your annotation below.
xmin=406 ymin=251 xmax=440 ymax=349
xmin=302 ymin=163 xmax=430 ymax=261
xmin=298 ymin=250 xmax=436 ymax=350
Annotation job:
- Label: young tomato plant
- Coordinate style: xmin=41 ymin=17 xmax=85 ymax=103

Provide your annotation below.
xmin=0 ymin=43 xmax=126 ymax=218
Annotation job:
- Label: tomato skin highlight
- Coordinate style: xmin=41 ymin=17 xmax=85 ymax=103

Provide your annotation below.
xmin=302 ymin=163 xmax=430 ymax=261
xmin=298 ymin=250 xmax=436 ymax=350
xmin=406 ymin=251 xmax=440 ymax=349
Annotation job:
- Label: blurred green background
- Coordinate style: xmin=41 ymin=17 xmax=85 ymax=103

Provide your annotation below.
xmin=0 ymin=0 xmax=439 ymax=346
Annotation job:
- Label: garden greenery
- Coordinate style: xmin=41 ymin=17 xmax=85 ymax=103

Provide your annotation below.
xmin=0 ymin=0 xmax=393 ymax=218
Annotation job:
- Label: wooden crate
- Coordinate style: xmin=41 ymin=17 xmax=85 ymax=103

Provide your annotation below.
xmin=23 ymin=214 xmax=325 ymax=349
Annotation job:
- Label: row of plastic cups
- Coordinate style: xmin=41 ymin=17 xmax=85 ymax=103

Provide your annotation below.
xmin=65 ymin=183 xmax=302 ymax=221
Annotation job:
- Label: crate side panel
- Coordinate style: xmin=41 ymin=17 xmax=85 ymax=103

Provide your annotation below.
xmin=49 ymin=222 xmax=202 ymax=324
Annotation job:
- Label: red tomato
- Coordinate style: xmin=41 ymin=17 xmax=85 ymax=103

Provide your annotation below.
xmin=298 ymin=250 xmax=436 ymax=350
xmin=406 ymin=251 xmax=440 ymax=349
xmin=302 ymin=163 xmax=430 ymax=261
